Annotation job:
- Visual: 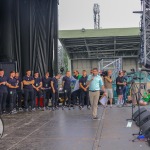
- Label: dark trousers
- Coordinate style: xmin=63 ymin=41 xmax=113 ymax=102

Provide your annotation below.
xmin=34 ymin=90 xmax=42 ymax=108
xmin=24 ymin=89 xmax=34 ymax=109
xmin=9 ymin=91 xmax=17 ymax=111
xmin=52 ymin=90 xmax=59 ymax=107
xmin=63 ymin=89 xmax=71 ymax=106
xmin=80 ymin=90 xmax=89 ymax=107
xmin=72 ymin=90 xmax=80 ymax=105
xmin=0 ymin=92 xmax=8 ymax=113
xmin=16 ymin=90 xmax=22 ymax=108
xmin=123 ymin=86 xmax=127 ymax=104
xmin=43 ymin=89 xmax=51 ymax=107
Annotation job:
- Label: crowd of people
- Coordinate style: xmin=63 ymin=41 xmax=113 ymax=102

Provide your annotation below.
xmin=0 ymin=67 xmax=149 ymax=119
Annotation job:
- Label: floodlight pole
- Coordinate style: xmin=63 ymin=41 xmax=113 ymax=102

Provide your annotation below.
xmin=93 ymin=3 xmax=100 ymax=29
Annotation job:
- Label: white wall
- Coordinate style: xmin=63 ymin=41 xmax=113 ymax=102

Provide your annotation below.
xmin=72 ymin=59 xmax=99 ymax=74
xmin=71 ymin=58 xmax=139 ymax=75
xmin=122 ymin=58 xmax=138 ymax=72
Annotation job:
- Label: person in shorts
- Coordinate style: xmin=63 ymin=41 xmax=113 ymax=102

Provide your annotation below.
xmin=104 ymin=70 xmax=113 ymax=107
xmin=116 ymin=71 xmax=125 ymax=107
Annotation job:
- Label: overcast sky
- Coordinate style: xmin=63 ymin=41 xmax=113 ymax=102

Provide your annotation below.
xmin=59 ymin=0 xmax=141 ymax=30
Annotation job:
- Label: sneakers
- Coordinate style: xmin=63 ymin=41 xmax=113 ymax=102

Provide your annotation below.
xmin=37 ymin=107 xmax=41 ymax=110
xmin=10 ymin=109 xmax=17 ymax=114
xmin=19 ymin=108 xmax=23 ymax=112
xmin=24 ymin=108 xmax=29 ymax=112
xmin=87 ymin=106 xmax=91 ymax=110
xmin=42 ymin=107 xmax=46 ymax=111
xmin=79 ymin=105 xmax=82 ymax=110
xmin=62 ymin=106 xmax=64 ymax=110
xmin=52 ymin=107 xmax=55 ymax=111
xmin=31 ymin=108 xmax=36 ymax=112
xmin=55 ymin=106 xmax=59 ymax=110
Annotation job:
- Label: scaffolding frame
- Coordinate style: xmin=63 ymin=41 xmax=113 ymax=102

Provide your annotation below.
xmin=98 ymin=58 xmax=122 ymax=81
xmin=141 ymin=0 xmax=150 ymax=65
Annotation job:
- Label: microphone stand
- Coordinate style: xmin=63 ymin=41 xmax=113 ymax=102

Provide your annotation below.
xmin=132 ymin=70 xmax=143 ymax=142
xmin=126 ymin=78 xmax=137 ymax=121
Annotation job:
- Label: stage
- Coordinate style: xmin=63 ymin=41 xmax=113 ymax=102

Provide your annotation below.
xmin=0 ymin=105 xmax=150 ymax=150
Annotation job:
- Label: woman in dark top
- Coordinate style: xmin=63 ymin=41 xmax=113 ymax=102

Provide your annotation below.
xmin=116 ymin=71 xmax=125 ymax=107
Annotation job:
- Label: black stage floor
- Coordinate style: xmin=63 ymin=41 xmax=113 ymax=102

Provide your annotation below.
xmin=0 ymin=105 xmax=150 ymax=150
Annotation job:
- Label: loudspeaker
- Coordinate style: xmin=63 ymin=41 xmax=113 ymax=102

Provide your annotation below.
xmin=133 ymin=107 xmax=147 ymax=121
xmin=141 ymin=120 xmax=150 ymax=138
xmin=135 ymin=111 xmax=150 ymax=126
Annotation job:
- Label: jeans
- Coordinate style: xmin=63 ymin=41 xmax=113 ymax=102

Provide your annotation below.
xmin=0 ymin=92 xmax=8 ymax=113
xmin=71 ymin=90 xmax=79 ymax=105
xmin=9 ymin=91 xmax=17 ymax=111
xmin=43 ymin=89 xmax=51 ymax=107
xmin=24 ymin=89 xmax=34 ymax=109
xmin=16 ymin=90 xmax=22 ymax=108
xmin=80 ymin=90 xmax=89 ymax=107
xmin=63 ymin=89 xmax=71 ymax=106
xmin=51 ymin=90 xmax=59 ymax=107
xmin=34 ymin=90 xmax=42 ymax=108
xmin=123 ymin=86 xmax=127 ymax=104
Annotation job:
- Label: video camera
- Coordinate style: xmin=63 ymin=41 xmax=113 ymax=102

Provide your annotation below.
xmin=101 ymin=70 xmax=108 ymax=77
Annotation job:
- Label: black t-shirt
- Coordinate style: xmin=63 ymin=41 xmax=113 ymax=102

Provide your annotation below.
xmin=23 ymin=76 xmax=34 ymax=90
xmin=34 ymin=77 xmax=42 ymax=87
xmin=42 ymin=77 xmax=51 ymax=88
xmin=15 ymin=77 xmax=22 ymax=90
xmin=7 ymin=77 xmax=17 ymax=92
xmin=116 ymin=76 xmax=124 ymax=90
xmin=79 ymin=76 xmax=88 ymax=89
xmin=62 ymin=76 xmax=71 ymax=90
xmin=51 ymin=77 xmax=58 ymax=91
xmin=0 ymin=76 xmax=8 ymax=92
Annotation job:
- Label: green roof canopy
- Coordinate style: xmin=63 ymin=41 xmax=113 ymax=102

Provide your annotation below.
xmin=59 ymin=27 xmax=140 ymax=60
xmin=59 ymin=27 xmax=140 ymax=39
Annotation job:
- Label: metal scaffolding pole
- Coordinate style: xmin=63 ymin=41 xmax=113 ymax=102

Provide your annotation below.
xmin=141 ymin=0 xmax=150 ymax=66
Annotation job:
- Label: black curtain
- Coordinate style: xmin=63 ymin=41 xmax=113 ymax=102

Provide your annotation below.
xmin=0 ymin=0 xmax=58 ymax=76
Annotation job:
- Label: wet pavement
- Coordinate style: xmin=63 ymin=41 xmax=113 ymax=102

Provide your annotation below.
xmin=0 ymin=105 xmax=149 ymax=150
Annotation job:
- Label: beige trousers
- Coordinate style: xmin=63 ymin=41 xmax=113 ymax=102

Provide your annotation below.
xmin=89 ymin=91 xmax=100 ymax=117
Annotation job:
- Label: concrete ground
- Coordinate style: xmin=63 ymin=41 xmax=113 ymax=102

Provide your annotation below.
xmin=0 ymin=105 xmax=150 ymax=150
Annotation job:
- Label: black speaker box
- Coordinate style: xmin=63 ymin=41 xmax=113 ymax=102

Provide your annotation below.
xmin=133 ymin=107 xmax=147 ymax=121
xmin=135 ymin=111 xmax=150 ymax=126
xmin=141 ymin=120 xmax=150 ymax=138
